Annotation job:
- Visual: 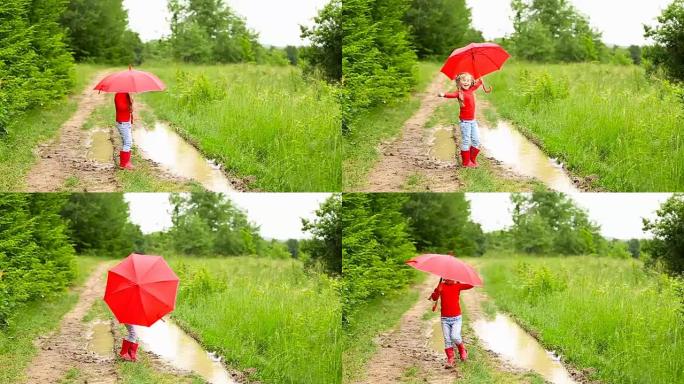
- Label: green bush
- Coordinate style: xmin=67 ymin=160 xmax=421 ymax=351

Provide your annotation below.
xmin=0 ymin=194 xmax=76 ymax=326
xmin=515 ymin=262 xmax=567 ymax=301
xmin=519 ymin=70 xmax=569 ymax=109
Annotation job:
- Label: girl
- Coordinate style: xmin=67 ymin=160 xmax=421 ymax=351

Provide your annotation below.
xmin=430 ymin=278 xmax=474 ymax=367
xmin=119 ymin=324 xmax=139 ymax=362
xmin=438 ymin=72 xmax=490 ymax=168
xmin=114 ymin=92 xmax=134 ymax=170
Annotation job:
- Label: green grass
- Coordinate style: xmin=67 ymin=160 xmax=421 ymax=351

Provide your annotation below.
xmin=0 ymin=256 xmax=101 ymax=384
xmin=483 ymin=62 xmax=684 ymax=191
xmin=168 ymin=256 xmax=341 ymax=384
xmin=478 ymin=255 xmax=684 ymax=384
xmin=343 ymin=62 xmax=442 ymax=190
xmin=116 ymin=356 xmax=207 ymax=384
xmin=137 ymin=63 xmax=340 ymax=192
xmin=0 ymin=64 xmax=108 ymax=191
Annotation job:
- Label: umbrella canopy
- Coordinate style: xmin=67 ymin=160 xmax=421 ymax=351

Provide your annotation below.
xmin=103 ymin=253 xmax=179 ymax=327
xmin=406 ymin=254 xmax=483 ymax=286
xmin=94 ymin=66 xmax=166 ymax=93
xmin=440 ymin=42 xmax=510 ymax=80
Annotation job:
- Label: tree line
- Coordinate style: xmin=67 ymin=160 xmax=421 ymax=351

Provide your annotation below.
xmin=0 ymin=192 xmax=340 ymax=327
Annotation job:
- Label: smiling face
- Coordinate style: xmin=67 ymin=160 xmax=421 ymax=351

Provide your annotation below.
xmin=457 ymin=73 xmax=474 ymax=90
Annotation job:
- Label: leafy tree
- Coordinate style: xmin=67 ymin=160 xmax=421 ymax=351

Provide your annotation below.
xmin=644 ymin=0 xmax=684 ymax=81
xmin=402 ymin=193 xmax=484 ymax=255
xmin=0 ymin=194 xmax=76 ymax=326
xmin=628 ymin=45 xmax=643 ymax=65
xmin=342 ymin=0 xmax=417 ymax=128
xmin=285 ymin=46 xmax=299 ymax=66
xmin=60 ymin=0 xmax=143 ymax=64
xmin=341 ymin=193 xmax=415 ymax=321
xmin=168 ymin=0 xmax=262 ymax=64
xmin=404 ymin=0 xmax=482 ymax=59
xmin=0 ymin=0 xmax=74 ymax=135
xmin=643 ymin=194 xmax=684 ymax=274
xmin=169 ymin=192 xmax=260 ymax=256
xmin=60 ymin=193 xmax=143 ymax=257
xmin=509 ymin=0 xmax=605 ymax=62
xmin=286 ymin=239 xmax=300 ymax=257
xmin=627 ymin=238 xmax=641 ymax=258
xmin=510 ymin=192 xmax=604 ymax=255
xmin=300 ymin=0 xmax=342 ymax=81
xmin=302 ymin=195 xmax=342 ymax=274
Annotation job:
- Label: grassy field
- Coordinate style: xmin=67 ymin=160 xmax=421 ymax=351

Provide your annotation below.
xmin=0 ymin=256 xmax=101 ymax=384
xmin=0 ymin=64 xmax=107 ymax=191
xmin=478 ymin=255 xmax=684 ymax=384
xmin=168 ymin=256 xmax=341 ymax=384
xmin=343 ymin=62 xmax=441 ymax=190
xmin=138 ymin=63 xmax=341 ymax=192
xmin=483 ymin=62 xmax=684 ymax=191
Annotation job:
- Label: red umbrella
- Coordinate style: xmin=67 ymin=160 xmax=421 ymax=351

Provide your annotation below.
xmin=103 ymin=253 xmax=179 ymax=327
xmin=406 ymin=254 xmax=483 ymax=286
xmin=440 ymin=42 xmax=510 ymax=80
xmin=93 ymin=65 xmax=166 ymax=93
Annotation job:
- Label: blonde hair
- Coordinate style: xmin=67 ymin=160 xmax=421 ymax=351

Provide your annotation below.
xmin=456 ymin=72 xmax=474 ymax=84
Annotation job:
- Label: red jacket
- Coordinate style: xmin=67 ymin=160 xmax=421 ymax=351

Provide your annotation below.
xmin=114 ymin=93 xmax=132 ymax=123
xmin=430 ymin=281 xmax=474 ymax=317
xmin=444 ymin=79 xmax=482 ymax=121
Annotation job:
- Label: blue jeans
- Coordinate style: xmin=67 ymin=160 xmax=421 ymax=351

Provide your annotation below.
xmin=124 ymin=323 xmax=137 ymax=343
xmin=459 ymin=120 xmax=480 ymax=151
xmin=441 ymin=316 xmax=463 ymax=348
xmin=116 ymin=121 xmax=132 ymax=152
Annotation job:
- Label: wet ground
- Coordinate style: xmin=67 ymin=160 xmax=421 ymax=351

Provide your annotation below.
xmin=429 ymin=313 xmax=577 ymax=384
xmin=133 ymin=122 xmax=235 ymax=193
xmin=136 ymin=318 xmax=237 ymax=384
xmin=478 ymin=120 xmax=578 ymax=193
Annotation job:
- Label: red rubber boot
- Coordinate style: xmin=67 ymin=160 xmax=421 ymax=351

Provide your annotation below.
xmin=460 ymin=151 xmax=474 ymax=168
xmin=119 ymin=339 xmax=132 ymax=361
xmin=457 ymin=343 xmax=468 ymax=362
xmin=128 ymin=342 xmax=139 ymax=362
xmin=470 ymin=146 xmax=480 ymax=167
xmin=119 ymin=151 xmax=134 ymax=170
xmin=445 ymin=347 xmax=455 ymax=367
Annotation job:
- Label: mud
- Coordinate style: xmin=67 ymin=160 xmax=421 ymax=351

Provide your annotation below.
xmin=359 ymin=75 xmax=537 ymax=192
xmin=25 ymin=72 xmax=120 ymax=192
xmin=135 ymin=317 xmax=238 ymax=384
xmin=24 ymin=262 xmax=118 ymax=384
xmin=355 ymin=275 xmax=459 ymax=384
xmin=132 ymin=121 xmax=237 ymax=193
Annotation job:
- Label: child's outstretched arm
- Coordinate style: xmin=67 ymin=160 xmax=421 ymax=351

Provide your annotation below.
xmin=456 ymin=282 xmax=474 ymax=291
xmin=477 ymin=78 xmax=493 ymax=93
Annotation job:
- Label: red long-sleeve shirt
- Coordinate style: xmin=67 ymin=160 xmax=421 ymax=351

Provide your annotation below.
xmin=430 ymin=281 xmax=474 ymax=317
xmin=114 ymin=93 xmax=132 ymax=123
xmin=444 ymin=79 xmax=482 ymax=121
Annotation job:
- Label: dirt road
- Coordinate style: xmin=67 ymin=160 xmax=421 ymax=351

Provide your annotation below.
xmin=358 ymin=75 xmax=535 ymax=192
xmin=24 ymin=262 xmax=117 ymax=384
xmin=355 ymin=275 xmax=458 ymax=384
xmin=25 ymin=72 xmax=120 ymax=192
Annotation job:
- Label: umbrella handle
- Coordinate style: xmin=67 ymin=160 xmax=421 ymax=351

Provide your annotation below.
xmin=483 ymin=84 xmax=492 ymax=93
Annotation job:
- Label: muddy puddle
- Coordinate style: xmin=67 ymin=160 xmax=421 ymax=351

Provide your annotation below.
xmin=136 ymin=318 xmax=237 ymax=384
xmin=429 ymin=313 xmax=576 ymax=384
xmin=86 ymin=129 xmax=114 ymax=163
xmin=87 ymin=320 xmax=114 ymax=357
xmin=429 ymin=127 xmax=456 ymax=162
xmin=132 ymin=122 xmax=235 ymax=192
xmin=478 ymin=121 xmax=577 ymax=192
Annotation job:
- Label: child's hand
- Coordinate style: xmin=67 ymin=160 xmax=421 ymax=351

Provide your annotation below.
xmin=438 ymin=92 xmax=445 ymax=98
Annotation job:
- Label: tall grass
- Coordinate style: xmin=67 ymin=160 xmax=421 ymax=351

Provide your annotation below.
xmin=483 ymin=62 xmax=684 ymax=191
xmin=139 ymin=63 xmax=340 ymax=192
xmin=169 ymin=257 xmax=341 ymax=384
xmin=479 ymin=255 xmax=684 ymax=384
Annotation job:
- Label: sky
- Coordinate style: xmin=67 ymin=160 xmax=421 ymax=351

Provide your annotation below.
xmin=466 ymin=0 xmax=673 ymax=46
xmin=467 ymin=193 xmax=673 ymax=239
xmin=124 ymin=193 xmax=331 ymax=239
xmin=122 ymin=0 xmax=329 ymax=46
